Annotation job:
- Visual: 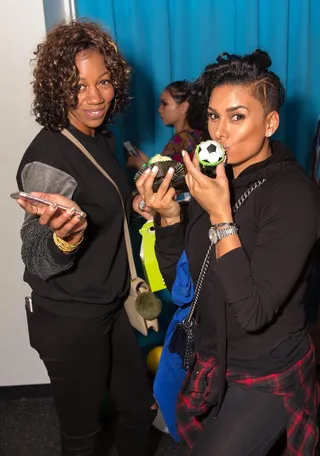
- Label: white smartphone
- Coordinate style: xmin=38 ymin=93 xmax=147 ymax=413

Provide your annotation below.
xmin=124 ymin=141 xmax=139 ymax=157
xmin=10 ymin=191 xmax=87 ymax=218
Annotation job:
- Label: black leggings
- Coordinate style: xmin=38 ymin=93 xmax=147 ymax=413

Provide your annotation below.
xmin=26 ymin=299 xmax=156 ymax=456
xmin=190 ymin=383 xmax=286 ymax=456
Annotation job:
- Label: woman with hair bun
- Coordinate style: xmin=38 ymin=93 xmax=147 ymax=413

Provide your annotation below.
xmin=136 ymin=49 xmax=320 ymax=455
xmin=14 ymin=20 xmax=156 ymax=456
xmin=158 ymin=81 xmax=204 ymax=162
xmin=127 ymin=80 xmax=204 ymax=169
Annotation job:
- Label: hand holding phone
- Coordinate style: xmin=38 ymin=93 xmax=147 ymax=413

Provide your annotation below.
xmin=10 ymin=191 xmax=86 ymax=218
xmin=124 ymin=141 xmax=139 ymax=157
xmin=11 ymin=191 xmax=88 ymax=243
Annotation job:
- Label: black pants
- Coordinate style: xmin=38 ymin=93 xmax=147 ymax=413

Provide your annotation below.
xmin=190 ymin=383 xmax=286 ymax=456
xmin=26 ymin=299 xmax=156 ymax=456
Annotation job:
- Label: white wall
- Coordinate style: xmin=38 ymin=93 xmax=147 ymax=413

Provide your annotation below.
xmin=0 ymin=0 xmax=49 ymax=386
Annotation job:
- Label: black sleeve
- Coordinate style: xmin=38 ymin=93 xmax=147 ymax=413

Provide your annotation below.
xmin=214 ymin=180 xmax=320 ymax=332
xmin=154 ymin=210 xmax=187 ymax=290
xmin=19 ymin=161 xmax=79 ymax=280
xmin=21 ymin=220 xmax=77 ymax=280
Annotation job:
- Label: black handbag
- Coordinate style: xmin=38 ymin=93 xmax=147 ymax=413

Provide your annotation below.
xmin=169 ymin=179 xmax=267 ymax=370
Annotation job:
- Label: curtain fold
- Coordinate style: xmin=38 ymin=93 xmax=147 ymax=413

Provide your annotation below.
xmin=75 ymin=0 xmax=320 ymax=171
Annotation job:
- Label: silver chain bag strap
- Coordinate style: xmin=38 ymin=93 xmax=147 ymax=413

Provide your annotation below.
xmin=169 ymin=179 xmax=267 ymax=369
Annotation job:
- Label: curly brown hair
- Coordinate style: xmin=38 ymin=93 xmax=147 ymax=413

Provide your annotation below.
xmin=32 ymin=20 xmax=131 ymax=131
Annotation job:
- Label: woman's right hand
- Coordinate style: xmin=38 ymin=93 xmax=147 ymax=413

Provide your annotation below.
xmin=16 ymin=192 xmax=87 ymax=245
xmin=135 ymin=166 xmax=181 ymax=226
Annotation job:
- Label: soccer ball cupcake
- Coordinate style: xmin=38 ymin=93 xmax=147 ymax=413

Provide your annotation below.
xmin=195 ymin=140 xmax=226 ymax=177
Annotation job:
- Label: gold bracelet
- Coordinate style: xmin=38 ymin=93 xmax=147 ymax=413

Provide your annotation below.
xmin=53 ymin=232 xmax=84 ymax=253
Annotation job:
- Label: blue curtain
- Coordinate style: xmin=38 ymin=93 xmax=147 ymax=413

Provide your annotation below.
xmin=75 ymin=0 xmax=320 ymax=172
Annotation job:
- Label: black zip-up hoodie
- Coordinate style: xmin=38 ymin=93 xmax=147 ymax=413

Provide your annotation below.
xmin=155 ymin=141 xmax=320 ymax=373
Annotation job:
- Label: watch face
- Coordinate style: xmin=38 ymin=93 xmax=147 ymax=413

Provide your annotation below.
xmin=209 ymin=227 xmax=218 ymax=244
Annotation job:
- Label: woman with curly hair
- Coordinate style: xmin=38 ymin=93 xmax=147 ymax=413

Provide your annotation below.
xmin=14 ymin=20 xmax=156 ymax=456
xmin=137 ymin=49 xmax=320 ymax=455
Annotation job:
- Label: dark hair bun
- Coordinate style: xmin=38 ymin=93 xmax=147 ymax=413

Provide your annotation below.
xmin=249 ymin=49 xmax=272 ymax=70
xmin=215 ymin=50 xmax=271 ymax=71
xmin=216 ymin=52 xmax=232 ymax=64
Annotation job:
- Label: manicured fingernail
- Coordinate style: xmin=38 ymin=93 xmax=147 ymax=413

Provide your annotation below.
xmin=168 ymin=167 xmax=174 ymax=175
xmin=182 ymin=150 xmax=186 ymax=157
xmin=152 ymin=166 xmax=158 ymax=174
xmin=144 ymin=168 xmax=151 ymax=174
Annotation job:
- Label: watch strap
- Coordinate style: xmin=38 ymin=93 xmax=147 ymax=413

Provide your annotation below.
xmin=217 ymin=225 xmax=238 ymax=240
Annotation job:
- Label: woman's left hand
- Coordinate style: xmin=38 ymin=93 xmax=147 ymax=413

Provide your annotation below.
xmin=16 ymin=192 xmax=87 ymax=245
xmin=182 ymin=150 xmax=233 ymax=225
xmin=132 ymin=194 xmax=155 ymax=221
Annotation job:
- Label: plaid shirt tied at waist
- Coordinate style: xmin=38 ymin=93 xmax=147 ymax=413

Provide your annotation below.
xmin=177 ymin=341 xmax=319 ymax=455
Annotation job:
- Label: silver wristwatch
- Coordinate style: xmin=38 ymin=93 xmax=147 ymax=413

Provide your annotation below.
xmin=208 ymin=225 xmax=238 ymax=245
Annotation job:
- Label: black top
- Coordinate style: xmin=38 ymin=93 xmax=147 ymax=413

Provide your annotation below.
xmin=155 ymin=141 xmax=320 ymax=374
xmin=17 ymin=126 xmax=132 ymax=317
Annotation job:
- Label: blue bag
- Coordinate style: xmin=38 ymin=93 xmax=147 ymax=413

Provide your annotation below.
xmin=153 ymin=251 xmax=194 ymax=441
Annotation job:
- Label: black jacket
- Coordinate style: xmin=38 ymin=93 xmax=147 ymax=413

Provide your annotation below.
xmin=155 ymin=141 xmax=320 ymax=372
xmin=17 ymin=126 xmax=132 ymax=317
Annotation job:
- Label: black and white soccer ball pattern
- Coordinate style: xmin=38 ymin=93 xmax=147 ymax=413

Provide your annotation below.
xmin=196 ymin=140 xmax=225 ymax=166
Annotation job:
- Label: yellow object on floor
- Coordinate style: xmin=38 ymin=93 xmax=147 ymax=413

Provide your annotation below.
xmin=147 ymin=346 xmax=163 ymax=374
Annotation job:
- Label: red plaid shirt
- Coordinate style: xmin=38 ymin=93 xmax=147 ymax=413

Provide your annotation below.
xmin=177 ymin=342 xmax=319 ymax=455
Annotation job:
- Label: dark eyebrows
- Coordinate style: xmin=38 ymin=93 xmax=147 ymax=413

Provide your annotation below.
xmin=79 ymin=71 xmax=110 ymax=81
xmin=207 ymin=105 xmax=249 ymax=113
xmin=226 ymin=105 xmax=249 ymax=112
